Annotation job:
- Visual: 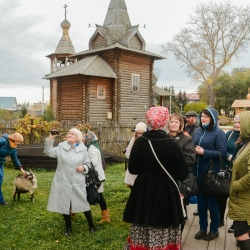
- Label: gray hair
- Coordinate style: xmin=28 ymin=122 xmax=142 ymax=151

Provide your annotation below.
xmin=234 ymin=115 xmax=240 ymax=121
xmin=69 ymin=128 xmax=83 ymax=144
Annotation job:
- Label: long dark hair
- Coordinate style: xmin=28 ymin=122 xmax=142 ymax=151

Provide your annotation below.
xmin=199 ymin=109 xmax=214 ymax=131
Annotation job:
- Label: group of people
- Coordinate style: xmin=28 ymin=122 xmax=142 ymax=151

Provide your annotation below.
xmin=0 ymin=128 xmax=110 ymax=237
xmin=1 ymin=106 xmax=250 ymax=250
xmin=123 ymin=107 xmax=250 ymax=250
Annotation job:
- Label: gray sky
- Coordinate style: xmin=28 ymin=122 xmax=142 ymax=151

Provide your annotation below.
xmin=0 ymin=0 xmax=249 ymax=104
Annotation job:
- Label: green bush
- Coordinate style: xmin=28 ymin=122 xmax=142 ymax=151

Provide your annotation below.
xmin=183 ymin=102 xmax=208 ymax=114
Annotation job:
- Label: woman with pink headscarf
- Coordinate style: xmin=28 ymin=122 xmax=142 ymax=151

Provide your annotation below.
xmin=123 ymin=106 xmax=188 ymax=250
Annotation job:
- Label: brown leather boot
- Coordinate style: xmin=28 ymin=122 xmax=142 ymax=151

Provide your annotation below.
xmin=70 ymin=210 xmax=76 ymax=219
xmin=100 ymin=209 xmax=110 ymax=223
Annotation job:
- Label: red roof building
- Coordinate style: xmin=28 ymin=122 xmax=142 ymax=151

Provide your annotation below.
xmin=186 ymin=93 xmax=200 ymax=103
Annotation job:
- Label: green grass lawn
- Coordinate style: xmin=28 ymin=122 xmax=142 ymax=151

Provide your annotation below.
xmin=0 ymin=163 xmax=130 ymax=250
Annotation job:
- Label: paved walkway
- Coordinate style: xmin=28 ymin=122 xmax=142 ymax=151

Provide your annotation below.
xmin=182 ymin=203 xmax=239 ymax=250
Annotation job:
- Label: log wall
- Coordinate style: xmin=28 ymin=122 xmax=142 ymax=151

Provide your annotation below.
xmin=88 ymin=77 xmax=113 ymax=121
xmin=119 ymin=51 xmax=153 ymax=122
xmin=57 ymin=76 xmax=85 ymax=121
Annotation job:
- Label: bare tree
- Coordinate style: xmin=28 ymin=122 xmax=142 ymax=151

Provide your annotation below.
xmin=161 ymin=1 xmax=250 ymax=107
xmin=153 ymin=67 xmax=162 ymax=82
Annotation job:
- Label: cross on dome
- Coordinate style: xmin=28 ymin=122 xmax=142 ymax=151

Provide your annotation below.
xmin=63 ymin=4 xmax=68 ymax=19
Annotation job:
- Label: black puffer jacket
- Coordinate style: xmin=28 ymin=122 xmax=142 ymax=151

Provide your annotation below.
xmin=123 ymin=130 xmax=188 ymax=228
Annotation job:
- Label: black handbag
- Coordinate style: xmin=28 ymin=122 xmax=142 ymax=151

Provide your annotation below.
xmin=178 ymin=173 xmax=199 ymax=200
xmin=85 ymin=163 xmax=101 ymax=205
xmin=202 ymin=152 xmax=231 ymax=197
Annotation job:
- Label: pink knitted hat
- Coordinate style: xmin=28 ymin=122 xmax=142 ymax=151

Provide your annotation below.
xmin=146 ymin=106 xmax=169 ymax=130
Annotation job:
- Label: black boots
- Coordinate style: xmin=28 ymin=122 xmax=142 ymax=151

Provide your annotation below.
xmin=63 ymin=210 xmax=96 ymax=235
xmin=203 ymin=231 xmax=219 ymax=241
xmin=194 ymin=230 xmax=207 ymax=240
xmin=63 ymin=214 xmax=72 ymax=236
xmin=84 ymin=210 xmax=96 ymax=233
xmin=237 ymin=239 xmax=250 ymax=250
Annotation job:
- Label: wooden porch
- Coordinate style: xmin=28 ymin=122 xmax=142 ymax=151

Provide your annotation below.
xmin=182 ymin=203 xmax=239 ymax=250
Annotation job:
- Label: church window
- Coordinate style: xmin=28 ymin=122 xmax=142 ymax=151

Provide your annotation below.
xmin=131 ymin=74 xmax=140 ymax=91
xmin=97 ymin=84 xmax=106 ymax=99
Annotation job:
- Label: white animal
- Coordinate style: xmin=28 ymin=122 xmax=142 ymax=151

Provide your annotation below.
xmin=13 ymin=169 xmax=37 ymax=202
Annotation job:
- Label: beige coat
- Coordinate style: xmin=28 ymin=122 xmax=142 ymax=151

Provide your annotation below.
xmin=124 ymin=136 xmax=137 ymax=186
xmin=87 ymin=145 xmax=105 ymax=193
xmin=44 ymin=139 xmax=90 ymax=215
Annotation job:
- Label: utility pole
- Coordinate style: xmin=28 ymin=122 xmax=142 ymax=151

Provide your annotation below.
xmin=169 ymin=86 xmax=173 ymax=114
xmin=42 ymin=86 xmax=44 ymax=116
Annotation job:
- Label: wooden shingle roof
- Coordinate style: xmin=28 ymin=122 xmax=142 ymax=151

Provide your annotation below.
xmin=46 ymin=18 xmax=75 ymax=58
xmin=231 ymin=99 xmax=250 ymax=108
xmin=71 ymin=43 xmax=164 ymax=60
xmin=152 ymin=86 xmax=174 ymax=96
xmin=89 ymin=0 xmax=146 ymax=51
xmin=45 ymin=55 xmax=117 ymax=79
xmin=103 ymin=0 xmax=131 ymax=40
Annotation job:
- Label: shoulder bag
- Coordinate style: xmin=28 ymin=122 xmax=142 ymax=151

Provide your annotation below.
xmin=85 ymin=163 xmax=101 ymax=205
xmin=148 ymin=140 xmax=186 ymax=217
xmin=178 ymin=173 xmax=198 ymax=200
xmin=202 ymin=151 xmax=231 ymax=197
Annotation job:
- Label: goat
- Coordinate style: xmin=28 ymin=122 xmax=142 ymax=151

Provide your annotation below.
xmin=13 ymin=169 xmax=37 ymax=202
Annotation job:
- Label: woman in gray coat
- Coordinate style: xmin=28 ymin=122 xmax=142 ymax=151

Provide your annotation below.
xmin=44 ymin=128 xmax=96 ymax=236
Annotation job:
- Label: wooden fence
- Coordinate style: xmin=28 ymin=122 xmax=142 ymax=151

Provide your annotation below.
xmin=0 ymin=121 xmax=138 ymax=157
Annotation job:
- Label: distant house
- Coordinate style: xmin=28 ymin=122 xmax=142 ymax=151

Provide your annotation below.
xmin=0 ymin=97 xmax=17 ymax=111
xmin=186 ymin=93 xmax=200 ymax=103
xmin=28 ymin=102 xmax=48 ymax=117
xmin=231 ymin=88 xmax=250 ymax=115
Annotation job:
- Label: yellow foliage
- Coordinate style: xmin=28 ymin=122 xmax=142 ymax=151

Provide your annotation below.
xmin=15 ymin=115 xmax=63 ymax=143
xmin=14 ymin=115 xmax=93 ymax=143
xmin=207 ymin=76 xmax=213 ymax=84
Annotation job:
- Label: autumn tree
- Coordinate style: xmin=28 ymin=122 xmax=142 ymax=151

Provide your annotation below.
xmin=214 ymin=68 xmax=250 ymax=115
xmin=19 ymin=102 xmax=29 ymax=118
xmin=42 ymin=104 xmax=55 ymax=122
xmin=161 ymin=1 xmax=250 ymax=107
xmin=0 ymin=109 xmax=18 ymax=121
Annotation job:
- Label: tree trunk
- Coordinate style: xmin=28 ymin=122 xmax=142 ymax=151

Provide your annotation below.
xmin=208 ymin=84 xmax=215 ymax=108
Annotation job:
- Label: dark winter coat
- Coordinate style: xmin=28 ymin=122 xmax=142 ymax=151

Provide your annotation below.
xmin=225 ymin=129 xmax=240 ymax=168
xmin=0 ymin=134 xmax=22 ymax=168
xmin=190 ymin=108 xmax=227 ymax=188
xmin=123 ymin=130 xmax=188 ymax=228
xmin=174 ymin=132 xmax=196 ymax=169
xmin=186 ymin=119 xmax=199 ymax=137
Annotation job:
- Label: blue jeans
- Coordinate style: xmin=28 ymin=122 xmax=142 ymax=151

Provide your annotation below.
xmin=0 ymin=165 xmax=5 ymax=203
xmin=197 ymin=194 xmax=219 ymax=232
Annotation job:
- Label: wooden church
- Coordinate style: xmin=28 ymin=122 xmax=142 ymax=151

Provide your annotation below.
xmin=45 ymin=0 xmax=164 ymax=123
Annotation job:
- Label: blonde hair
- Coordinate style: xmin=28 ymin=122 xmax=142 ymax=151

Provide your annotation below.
xmin=168 ymin=113 xmax=184 ymax=134
xmin=69 ymin=128 xmax=83 ymax=144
